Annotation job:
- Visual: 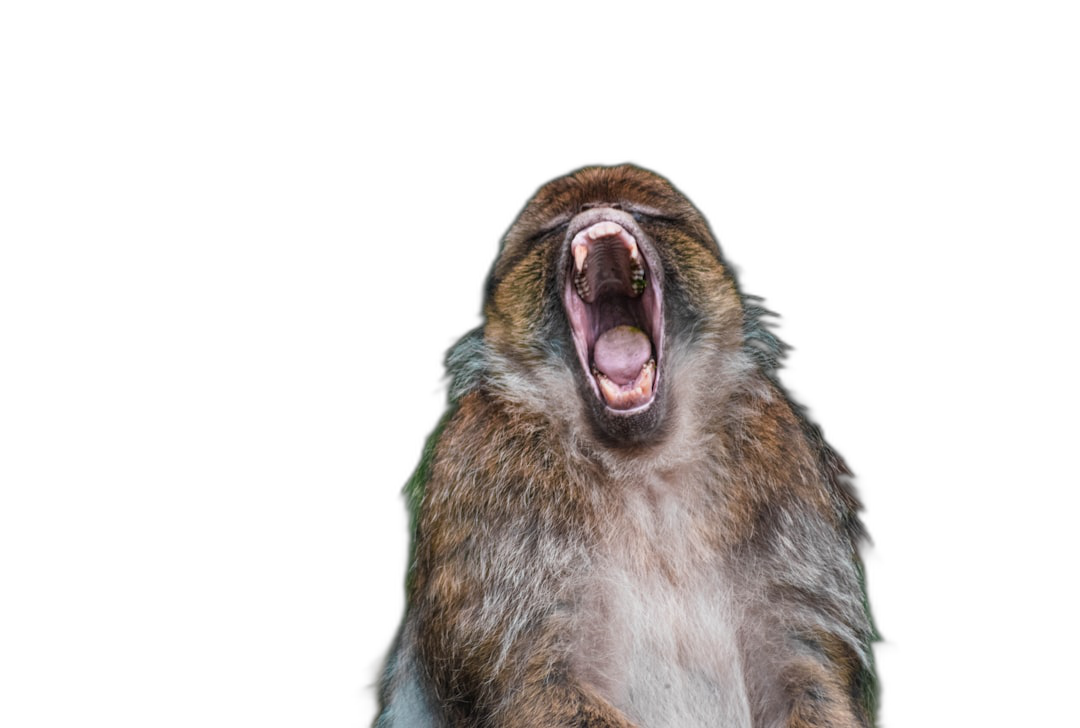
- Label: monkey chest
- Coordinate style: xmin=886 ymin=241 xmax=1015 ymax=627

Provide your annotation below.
xmin=570 ymin=496 xmax=753 ymax=727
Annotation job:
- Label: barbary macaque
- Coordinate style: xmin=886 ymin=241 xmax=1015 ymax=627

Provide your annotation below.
xmin=376 ymin=165 xmax=877 ymax=727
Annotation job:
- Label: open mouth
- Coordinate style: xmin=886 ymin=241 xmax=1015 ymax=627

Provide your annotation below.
xmin=563 ymin=217 xmax=663 ymax=413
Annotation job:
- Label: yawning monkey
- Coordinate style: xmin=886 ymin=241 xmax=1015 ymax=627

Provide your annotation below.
xmin=376 ymin=165 xmax=878 ymax=727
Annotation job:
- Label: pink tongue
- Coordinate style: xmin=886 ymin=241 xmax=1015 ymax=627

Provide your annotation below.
xmin=593 ymin=326 xmax=652 ymax=385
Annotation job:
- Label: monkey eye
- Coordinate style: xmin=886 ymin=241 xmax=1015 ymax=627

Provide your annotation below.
xmin=535 ymin=215 xmax=571 ymax=239
xmin=627 ymin=207 xmax=673 ymax=224
xmin=545 ymin=221 xmax=570 ymax=237
xmin=519 ymin=220 xmax=569 ymax=250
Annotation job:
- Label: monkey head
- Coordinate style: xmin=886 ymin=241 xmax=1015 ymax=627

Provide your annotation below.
xmin=481 ymin=165 xmax=746 ymax=447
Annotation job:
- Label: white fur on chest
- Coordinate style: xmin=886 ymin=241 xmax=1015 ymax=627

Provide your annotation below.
xmin=574 ymin=473 xmax=752 ymax=728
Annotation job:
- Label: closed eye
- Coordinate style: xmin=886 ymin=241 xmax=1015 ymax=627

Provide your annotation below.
xmin=527 ymin=218 xmax=570 ymax=244
xmin=524 ymin=218 xmax=570 ymax=246
xmin=630 ymin=209 xmax=679 ymax=224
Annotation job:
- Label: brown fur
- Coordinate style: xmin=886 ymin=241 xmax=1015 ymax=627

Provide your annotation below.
xmin=377 ymin=165 xmax=877 ymax=727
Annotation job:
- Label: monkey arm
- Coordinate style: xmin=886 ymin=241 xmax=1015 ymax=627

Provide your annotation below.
xmin=493 ymin=655 xmax=640 ymax=728
xmin=731 ymin=514 xmax=877 ymax=728
xmin=781 ymin=637 xmax=874 ymax=728
xmin=738 ymin=618 xmax=874 ymax=728
xmin=400 ymin=548 xmax=638 ymax=727
xmin=727 ymin=385 xmax=878 ymax=728
xmin=396 ymin=394 xmax=640 ymax=727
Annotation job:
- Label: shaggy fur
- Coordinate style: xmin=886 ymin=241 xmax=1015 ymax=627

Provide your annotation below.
xmin=376 ymin=165 xmax=877 ymax=727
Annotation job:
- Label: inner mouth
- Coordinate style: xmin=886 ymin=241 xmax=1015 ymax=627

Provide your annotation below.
xmin=563 ymin=219 xmax=663 ymax=413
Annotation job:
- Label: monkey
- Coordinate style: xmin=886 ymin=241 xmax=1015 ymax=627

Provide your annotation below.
xmin=375 ymin=165 xmax=878 ymax=727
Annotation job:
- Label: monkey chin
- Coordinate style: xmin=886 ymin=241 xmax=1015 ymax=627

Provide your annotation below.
xmin=561 ymin=207 xmax=668 ymax=446
xmin=578 ymin=374 xmax=671 ymax=448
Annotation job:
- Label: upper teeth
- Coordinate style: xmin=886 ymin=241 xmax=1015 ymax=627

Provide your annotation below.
xmin=572 ymin=222 xmax=642 ymax=266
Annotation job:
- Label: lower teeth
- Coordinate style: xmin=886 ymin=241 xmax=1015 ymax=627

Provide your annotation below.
xmin=594 ymin=359 xmax=656 ymax=408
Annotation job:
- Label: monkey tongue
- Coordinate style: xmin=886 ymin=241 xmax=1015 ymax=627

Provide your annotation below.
xmin=593 ymin=325 xmax=653 ymax=386
xmin=594 ymin=325 xmax=656 ymax=409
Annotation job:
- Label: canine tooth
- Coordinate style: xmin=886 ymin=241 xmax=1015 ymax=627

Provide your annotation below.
xmin=596 ymin=372 xmax=620 ymax=402
xmin=573 ymin=244 xmax=588 ymax=273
